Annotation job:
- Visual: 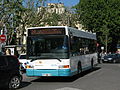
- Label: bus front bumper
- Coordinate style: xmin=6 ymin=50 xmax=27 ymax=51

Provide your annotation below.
xmin=26 ymin=69 xmax=72 ymax=77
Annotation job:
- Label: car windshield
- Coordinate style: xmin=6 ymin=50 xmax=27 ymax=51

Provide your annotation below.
xmin=27 ymin=35 xmax=69 ymax=59
xmin=105 ymin=54 xmax=116 ymax=58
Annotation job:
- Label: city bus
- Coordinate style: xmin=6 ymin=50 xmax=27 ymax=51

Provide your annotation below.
xmin=26 ymin=26 xmax=98 ymax=77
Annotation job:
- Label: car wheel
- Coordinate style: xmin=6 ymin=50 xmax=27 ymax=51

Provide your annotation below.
xmin=8 ymin=76 xmax=21 ymax=89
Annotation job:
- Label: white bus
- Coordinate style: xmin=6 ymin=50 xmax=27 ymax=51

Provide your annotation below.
xmin=26 ymin=26 xmax=98 ymax=77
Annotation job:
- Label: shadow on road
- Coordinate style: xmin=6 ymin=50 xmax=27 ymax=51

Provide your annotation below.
xmin=19 ymin=81 xmax=31 ymax=89
xmin=0 ymin=82 xmax=31 ymax=90
xmin=31 ymin=66 xmax=101 ymax=83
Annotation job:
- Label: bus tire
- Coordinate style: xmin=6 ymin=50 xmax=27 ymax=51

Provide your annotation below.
xmin=77 ymin=62 xmax=82 ymax=74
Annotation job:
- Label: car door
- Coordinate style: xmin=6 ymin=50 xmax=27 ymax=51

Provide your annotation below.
xmin=0 ymin=56 xmax=9 ymax=87
xmin=7 ymin=56 xmax=20 ymax=74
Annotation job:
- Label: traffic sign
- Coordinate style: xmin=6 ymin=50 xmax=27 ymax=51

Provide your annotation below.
xmin=0 ymin=34 xmax=6 ymax=43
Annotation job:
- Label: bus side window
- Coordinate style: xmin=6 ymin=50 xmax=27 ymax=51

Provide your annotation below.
xmin=70 ymin=36 xmax=82 ymax=56
xmin=79 ymin=48 xmax=84 ymax=55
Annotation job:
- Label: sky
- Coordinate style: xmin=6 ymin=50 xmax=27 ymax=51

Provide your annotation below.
xmin=46 ymin=0 xmax=80 ymax=7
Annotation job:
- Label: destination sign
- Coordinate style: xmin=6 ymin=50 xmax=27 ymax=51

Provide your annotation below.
xmin=28 ymin=28 xmax=65 ymax=36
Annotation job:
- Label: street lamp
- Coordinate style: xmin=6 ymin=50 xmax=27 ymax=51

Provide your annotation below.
xmin=105 ymin=35 xmax=108 ymax=53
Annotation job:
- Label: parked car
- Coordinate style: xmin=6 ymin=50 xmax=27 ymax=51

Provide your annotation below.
xmin=18 ymin=54 xmax=31 ymax=72
xmin=0 ymin=55 xmax=22 ymax=89
xmin=102 ymin=53 xmax=120 ymax=63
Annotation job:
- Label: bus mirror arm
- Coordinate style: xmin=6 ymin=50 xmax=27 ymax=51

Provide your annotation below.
xmin=30 ymin=58 xmax=37 ymax=62
xmin=56 ymin=58 xmax=61 ymax=62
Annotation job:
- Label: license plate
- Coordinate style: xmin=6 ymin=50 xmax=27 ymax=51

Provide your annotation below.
xmin=104 ymin=60 xmax=108 ymax=61
xmin=42 ymin=73 xmax=51 ymax=76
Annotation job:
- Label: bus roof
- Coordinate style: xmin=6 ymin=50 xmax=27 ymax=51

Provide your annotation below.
xmin=68 ymin=27 xmax=96 ymax=40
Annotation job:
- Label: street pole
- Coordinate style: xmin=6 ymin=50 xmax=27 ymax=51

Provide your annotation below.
xmin=105 ymin=35 xmax=107 ymax=54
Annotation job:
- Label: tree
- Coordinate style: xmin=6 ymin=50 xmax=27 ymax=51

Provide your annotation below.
xmin=75 ymin=0 xmax=120 ymax=52
xmin=0 ymin=0 xmax=24 ymax=45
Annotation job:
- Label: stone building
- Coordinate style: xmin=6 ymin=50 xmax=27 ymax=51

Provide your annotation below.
xmin=47 ymin=3 xmax=65 ymax=14
xmin=38 ymin=3 xmax=65 ymax=14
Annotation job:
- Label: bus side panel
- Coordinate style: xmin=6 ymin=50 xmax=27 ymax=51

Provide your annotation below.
xmin=70 ymin=54 xmax=97 ymax=75
xmin=90 ymin=53 xmax=98 ymax=66
xmin=70 ymin=56 xmax=80 ymax=75
xmin=71 ymin=55 xmax=89 ymax=74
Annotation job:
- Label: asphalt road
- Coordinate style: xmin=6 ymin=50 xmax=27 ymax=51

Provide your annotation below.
xmin=19 ymin=63 xmax=120 ymax=90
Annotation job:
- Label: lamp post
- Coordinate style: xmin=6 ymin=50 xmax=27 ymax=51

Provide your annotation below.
xmin=105 ymin=35 xmax=108 ymax=54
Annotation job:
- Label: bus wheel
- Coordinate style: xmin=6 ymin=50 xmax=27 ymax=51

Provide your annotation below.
xmin=77 ymin=62 xmax=82 ymax=74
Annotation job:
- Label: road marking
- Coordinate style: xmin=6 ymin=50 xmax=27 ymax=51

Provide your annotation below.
xmin=55 ymin=87 xmax=82 ymax=90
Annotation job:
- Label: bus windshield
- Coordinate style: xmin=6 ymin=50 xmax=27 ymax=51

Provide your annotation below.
xmin=27 ymin=35 xmax=69 ymax=59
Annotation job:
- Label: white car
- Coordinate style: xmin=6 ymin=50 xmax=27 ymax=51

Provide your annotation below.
xmin=18 ymin=54 xmax=31 ymax=72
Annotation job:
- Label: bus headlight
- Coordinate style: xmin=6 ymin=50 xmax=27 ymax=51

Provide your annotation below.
xmin=26 ymin=65 xmax=33 ymax=69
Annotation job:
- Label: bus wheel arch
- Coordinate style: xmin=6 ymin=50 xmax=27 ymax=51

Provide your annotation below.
xmin=77 ymin=61 xmax=82 ymax=74
xmin=91 ymin=59 xmax=94 ymax=69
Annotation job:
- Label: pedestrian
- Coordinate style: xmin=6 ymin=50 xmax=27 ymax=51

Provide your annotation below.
xmin=98 ymin=53 xmax=101 ymax=64
xmin=5 ymin=49 xmax=11 ymax=55
xmin=101 ymin=51 xmax=107 ymax=62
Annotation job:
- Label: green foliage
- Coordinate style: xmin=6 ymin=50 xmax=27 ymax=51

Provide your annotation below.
xmin=0 ymin=0 xmax=49 ymax=44
xmin=0 ymin=0 xmax=25 ymax=44
xmin=43 ymin=12 xmax=61 ymax=26
xmin=74 ymin=0 xmax=120 ymax=51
